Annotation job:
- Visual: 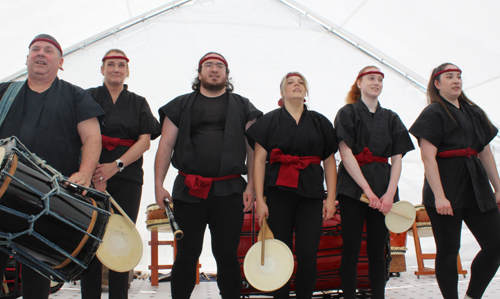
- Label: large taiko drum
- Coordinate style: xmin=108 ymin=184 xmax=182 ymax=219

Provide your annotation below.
xmin=0 ymin=138 xmax=110 ymax=282
xmin=408 ymin=204 xmax=433 ymax=238
xmin=145 ymin=203 xmax=171 ymax=232
xmin=238 ymin=206 xmax=389 ymax=295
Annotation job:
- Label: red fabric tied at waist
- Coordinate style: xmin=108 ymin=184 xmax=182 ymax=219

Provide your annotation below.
xmin=355 ymin=147 xmax=388 ymax=166
xmin=101 ymin=135 xmax=137 ymax=151
xmin=269 ymin=148 xmax=321 ymax=188
xmin=437 ymin=148 xmax=478 ymax=158
xmin=179 ymin=171 xmax=242 ymax=199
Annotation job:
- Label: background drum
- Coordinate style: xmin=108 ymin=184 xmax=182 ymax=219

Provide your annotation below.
xmin=0 ymin=138 xmax=110 ymax=282
xmin=145 ymin=203 xmax=171 ymax=233
xmin=408 ymin=204 xmax=433 ymax=238
xmin=389 ymin=231 xmax=408 ymax=276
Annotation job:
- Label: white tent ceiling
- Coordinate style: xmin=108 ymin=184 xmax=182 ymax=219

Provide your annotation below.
xmin=1 ymin=0 xmax=499 ymax=271
xmin=3 ymin=0 xmax=500 ymax=102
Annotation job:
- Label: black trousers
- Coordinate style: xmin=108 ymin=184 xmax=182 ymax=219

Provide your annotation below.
xmin=171 ymin=190 xmax=244 ymax=299
xmin=426 ymin=204 xmax=500 ymax=299
xmin=80 ymin=177 xmax=143 ymax=299
xmin=338 ymin=195 xmax=388 ymax=299
xmin=265 ymin=187 xmax=323 ymax=299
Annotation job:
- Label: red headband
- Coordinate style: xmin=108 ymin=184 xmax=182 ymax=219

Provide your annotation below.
xmin=433 ymin=68 xmax=461 ymax=79
xmin=286 ymin=73 xmax=301 ymax=79
xmin=199 ymin=56 xmax=228 ymax=68
xmin=102 ymin=55 xmax=129 ymax=62
xmin=29 ymin=38 xmax=63 ymax=55
xmin=280 ymin=73 xmax=303 ymax=89
xmin=356 ymin=71 xmax=384 ymax=80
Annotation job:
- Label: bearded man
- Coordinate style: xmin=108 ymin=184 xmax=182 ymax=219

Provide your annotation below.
xmin=154 ymin=52 xmax=262 ymax=299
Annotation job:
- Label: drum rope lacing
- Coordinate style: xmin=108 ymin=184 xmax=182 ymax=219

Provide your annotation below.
xmin=0 ymin=137 xmax=112 ymax=282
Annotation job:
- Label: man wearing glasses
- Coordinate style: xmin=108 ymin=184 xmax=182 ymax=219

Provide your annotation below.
xmin=155 ymin=52 xmax=262 ymax=298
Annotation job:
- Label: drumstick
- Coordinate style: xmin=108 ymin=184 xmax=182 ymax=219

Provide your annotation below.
xmin=360 ymin=194 xmax=413 ymax=220
xmin=261 ymin=217 xmax=267 ymax=265
xmin=107 ymin=192 xmax=135 ymax=225
xmin=163 ymin=200 xmax=184 ymax=240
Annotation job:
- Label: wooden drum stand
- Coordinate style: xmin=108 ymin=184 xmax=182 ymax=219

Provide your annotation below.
xmin=410 ymin=205 xmax=467 ymax=278
xmin=146 ymin=203 xmax=201 ymax=286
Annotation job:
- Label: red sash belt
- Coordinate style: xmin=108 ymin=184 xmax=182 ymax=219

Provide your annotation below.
xmin=355 ymin=147 xmax=388 ymax=166
xmin=437 ymin=148 xmax=478 ymax=158
xmin=179 ymin=171 xmax=242 ymax=199
xmin=101 ymin=135 xmax=136 ymax=151
xmin=269 ymin=148 xmax=321 ymax=188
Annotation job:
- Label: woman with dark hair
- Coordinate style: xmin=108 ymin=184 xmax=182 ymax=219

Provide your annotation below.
xmin=334 ymin=66 xmax=414 ymax=299
xmin=246 ymin=72 xmax=338 ymax=299
xmin=79 ymin=49 xmax=161 ymax=299
xmin=410 ymin=63 xmax=500 ymax=299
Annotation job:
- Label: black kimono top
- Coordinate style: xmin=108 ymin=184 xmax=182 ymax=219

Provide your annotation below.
xmin=159 ymin=90 xmax=263 ymax=203
xmin=87 ymin=84 xmax=161 ymax=185
xmin=0 ymin=78 xmax=104 ymax=177
xmin=246 ymin=106 xmax=338 ymax=199
xmin=335 ymin=100 xmax=414 ymax=202
xmin=409 ymin=99 xmax=498 ymax=212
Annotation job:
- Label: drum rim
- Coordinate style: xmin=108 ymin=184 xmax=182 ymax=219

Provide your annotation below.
xmin=243 ymin=239 xmax=294 ymax=292
xmin=0 ymin=151 xmax=17 ymax=200
xmin=146 ymin=203 xmax=163 ymax=212
xmin=53 ymin=197 xmax=99 ymax=269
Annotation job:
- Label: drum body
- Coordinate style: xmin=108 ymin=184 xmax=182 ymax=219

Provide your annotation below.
xmin=390 ymin=231 xmax=408 ymax=255
xmin=408 ymin=204 xmax=433 ymax=238
xmin=145 ymin=203 xmax=170 ymax=232
xmin=238 ymin=207 xmax=388 ymax=295
xmin=0 ymin=142 xmax=110 ymax=282
xmin=389 ymin=231 xmax=407 ymax=275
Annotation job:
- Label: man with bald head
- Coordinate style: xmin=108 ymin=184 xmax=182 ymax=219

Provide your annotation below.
xmin=0 ymin=34 xmax=103 ymax=299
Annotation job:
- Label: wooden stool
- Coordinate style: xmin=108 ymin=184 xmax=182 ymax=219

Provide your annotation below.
xmin=411 ymin=221 xmax=467 ymax=278
xmin=148 ymin=230 xmax=201 ymax=286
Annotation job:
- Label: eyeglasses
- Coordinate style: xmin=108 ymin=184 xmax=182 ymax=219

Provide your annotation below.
xmin=203 ymin=62 xmax=226 ymax=70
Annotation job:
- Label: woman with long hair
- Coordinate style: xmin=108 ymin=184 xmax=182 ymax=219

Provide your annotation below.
xmin=410 ymin=63 xmax=500 ymax=299
xmin=334 ymin=66 xmax=414 ymax=299
xmin=79 ymin=49 xmax=161 ymax=299
xmin=246 ymin=72 xmax=337 ymax=298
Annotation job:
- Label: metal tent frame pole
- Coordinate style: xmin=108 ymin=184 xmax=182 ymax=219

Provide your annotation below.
xmin=277 ymin=0 xmax=427 ymax=91
xmin=2 ymin=0 xmax=194 ymax=82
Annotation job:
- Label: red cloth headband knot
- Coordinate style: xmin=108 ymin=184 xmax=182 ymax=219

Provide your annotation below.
xmin=199 ymin=56 xmax=228 ymax=68
xmin=29 ymin=38 xmax=63 ymax=55
xmin=356 ymin=71 xmax=384 ymax=80
xmin=433 ymin=68 xmax=461 ymax=79
xmin=102 ymin=55 xmax=130 ymax=62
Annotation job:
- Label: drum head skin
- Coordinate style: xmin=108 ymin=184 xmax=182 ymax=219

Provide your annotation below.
xmin=96 ymin=214 xmax=143 ymax=272
xmin=385 ymin=201 xmax=416 ymax=233
xmin=243 ymin=239 xmax=294 ymax=292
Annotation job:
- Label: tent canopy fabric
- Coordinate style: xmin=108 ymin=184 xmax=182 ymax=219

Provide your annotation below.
xmin=2 ymin=0 xmax=500 ymax=204
xmin=1 ymin=0 xmax=498 ymax=272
